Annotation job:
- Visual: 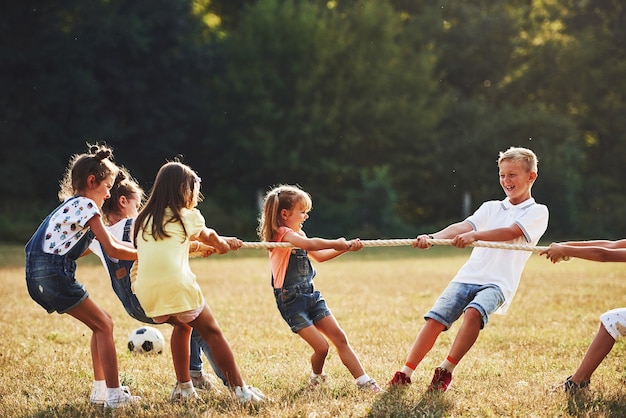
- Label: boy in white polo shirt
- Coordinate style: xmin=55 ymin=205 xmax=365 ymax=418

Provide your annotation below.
xmin=389 ymin=146 xmax=549 ymax=393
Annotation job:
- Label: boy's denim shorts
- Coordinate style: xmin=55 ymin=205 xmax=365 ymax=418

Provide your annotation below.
xmin=425 ymin=282 xmax=505 ymax=330
xmin=274 ymin=283 xmax=332 ymax=333
xmin=25 ymin=253 xmax=88 ymax=314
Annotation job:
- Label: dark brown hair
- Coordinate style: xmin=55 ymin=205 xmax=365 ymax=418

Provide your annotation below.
xmin=134 ymin=161 xmax=201 ymax=243
xmin=58 ymin=143 xmax=118 ymax=201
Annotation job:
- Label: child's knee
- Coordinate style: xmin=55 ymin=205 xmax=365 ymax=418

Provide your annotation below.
xmin=314 ymin=341 xmax=330 ymax=357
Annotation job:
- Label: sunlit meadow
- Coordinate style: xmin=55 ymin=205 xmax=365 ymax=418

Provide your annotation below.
xmin=1 ymin=244 xmax=626 ymax=417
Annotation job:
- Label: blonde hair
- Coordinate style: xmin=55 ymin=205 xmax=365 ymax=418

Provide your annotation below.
xmin=498 ymin=146 xmax=538 ymax=173
xmin=257 ymin=184 xmax=312 ymax=242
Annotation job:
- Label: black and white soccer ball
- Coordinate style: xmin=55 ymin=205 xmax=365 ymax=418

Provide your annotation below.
xmin=127 ymin=326 xmax=165 ymax=354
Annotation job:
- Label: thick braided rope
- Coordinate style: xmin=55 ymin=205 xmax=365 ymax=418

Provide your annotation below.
xmin=240 ymin=238 xmax=550 ymax=253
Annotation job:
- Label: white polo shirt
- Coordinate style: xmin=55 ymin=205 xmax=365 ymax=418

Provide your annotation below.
xmin=451 ymin=197 xmax=548 ymax=314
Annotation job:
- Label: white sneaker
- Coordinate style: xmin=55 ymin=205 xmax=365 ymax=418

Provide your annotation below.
xmin=191 ymin=374 xmax=212 ymax=390
xmin=104 ymin=386 xmax=140 ymax=408
xmin=357 ymin=378 xmax=383 ymax=393
xmin=170 ymin=381 xmax=200 ymax=402
xmin=233 ymin=385 xmax=266 ymax=403
xmin=89 ymin=389 xmax=106 ymax=405
xmin=308 ymin=373 xmax=328 ymax=388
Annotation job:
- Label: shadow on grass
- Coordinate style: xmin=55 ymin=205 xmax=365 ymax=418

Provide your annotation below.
xmin=566 ymin=391 xmax=626 ymax=417
xmin=366 ymin=387 xmax=454 ymax=418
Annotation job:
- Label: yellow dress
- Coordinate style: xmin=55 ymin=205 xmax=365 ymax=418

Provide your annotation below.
xmin=133 ymin=207 xmax=206 ymax=318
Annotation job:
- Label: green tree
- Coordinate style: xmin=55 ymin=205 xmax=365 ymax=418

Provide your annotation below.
xmin=207 ymin=0 xmax=441 ymax=238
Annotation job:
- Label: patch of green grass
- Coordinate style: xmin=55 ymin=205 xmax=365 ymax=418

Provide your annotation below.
xmin=3 ymin=247 xmax=626 ymax=417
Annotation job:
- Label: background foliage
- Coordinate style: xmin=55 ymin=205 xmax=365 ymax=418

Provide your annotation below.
xmin=1 ymin=0 xmax=624 ymax=242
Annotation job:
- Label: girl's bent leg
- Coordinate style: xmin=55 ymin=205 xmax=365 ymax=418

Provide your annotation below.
xmin=189 ymin=306 xmax=244 ymax=387
xmin=572 ymin=324 xmax=615 ymax=384
xmin=67 ymin=297 xmax=120 ymax=388
xmin=314 ymin=315 xmax=365 ymax=378
xmin=297 ymin=325 xmax=330 ymax=375
xmin=191 ymin=329 xmax=228 ymax=385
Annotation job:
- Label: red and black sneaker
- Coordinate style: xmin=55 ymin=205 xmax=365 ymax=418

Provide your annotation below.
xmin=427 ymin=367 xmax=452 ymax=393
xmin=388 ymin=371 xmax=412 ymax=387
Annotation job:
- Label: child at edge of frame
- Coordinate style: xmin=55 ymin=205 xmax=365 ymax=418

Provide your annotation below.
xmin=541 ymin=238 xmax=626 ymax=393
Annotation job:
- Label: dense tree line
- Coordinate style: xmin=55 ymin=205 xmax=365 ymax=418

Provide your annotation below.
xmin=1 ymin=0 xmax=624 ymax=242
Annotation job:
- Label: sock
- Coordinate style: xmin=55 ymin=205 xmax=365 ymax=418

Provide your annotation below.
xmin=91 ymin=380 xmax=106 ymax=401
xmin=106 ymin=386 xmax=124 ymax=401
xmin=355 ymin=374 xmax=371 ymax=385
xmin=93 ymin=380 xmax=106 ymax=392
xmin=400 ymin=362 xmax=417 ymax=378
xmin=179 ymin=380 xmax=194 ymax=390
xmin=190 ymin=370 xmax=203 ymax=378
xmin=440 ymin=355 xmax=459 ymax=373
xmin=310 ymin=371 xmax=324 ymax=379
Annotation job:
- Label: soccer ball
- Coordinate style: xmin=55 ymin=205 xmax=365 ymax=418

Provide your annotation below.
xmin=127 ymin=326 xmax=165 ymax=354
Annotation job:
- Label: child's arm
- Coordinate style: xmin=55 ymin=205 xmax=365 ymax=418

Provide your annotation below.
xmin=192 ymin=227 xmax=231 ymax=254
xmin=222 ymin=236 xmax=243 ymax=251
xmin=414 ymin=221 xmax=473 ymax=248
xmin=559 ymin=239 xmax=626 ymax=249
xmin=190 ymin=240 xmax=217 ymax=257
xmin=540 ymin=240 xmax=626 ymax=263
xmin=88 ymin=216 xmax=137 ymax=260
xmin=283 ymin=230 xmax=360 ymax=263
xmin=451 ymin=224 xmax=524 ymax=248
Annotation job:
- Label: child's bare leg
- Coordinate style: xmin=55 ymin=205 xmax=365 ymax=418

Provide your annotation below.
xmin=189 ymin=306 xmax=244 ymax=387
xmin=68 ymin=297 xmax=120 ymax=387
xmin=571 ymin=324 xmax=615 ymax=384
xmin=403 ymin=318 xmax=446 ymax=375
xmin=297 ymin=325 xmax=330 ymax=375
xmin=169 ymin=320 xmax=193 ymax=383
xmin=90 ymin=333 xmax=105 ymax=381
xmin=315 ymin=315 xmax=365 ymax=378
xmin=447 ymin=308 xmax=482 ymax=364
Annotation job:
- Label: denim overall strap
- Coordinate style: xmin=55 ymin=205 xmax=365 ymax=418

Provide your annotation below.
xmin=100 ymin=219 xmax=152 ymax=323
xmin=122 ymin=218 xmax=132 ymax=242
xmin=25 ymin=196 xmax=80 ymax=255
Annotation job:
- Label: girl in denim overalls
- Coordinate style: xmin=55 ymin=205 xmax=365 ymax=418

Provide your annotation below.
xmin=258 ymin=184 xmax=381 ymax=392
xmin=24 ymin=144 xmax=140 ymax=408
xmin=87 ymin=167 xmax=227 ymax=389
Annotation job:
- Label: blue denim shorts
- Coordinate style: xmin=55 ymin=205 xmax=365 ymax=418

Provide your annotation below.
xmin=274 ymin=283 xmax=332 ymax=333
xmin=25 ymin=253 xmax=88 ymax=314
xmin=425 ymin=282 xmax=505 ymax=330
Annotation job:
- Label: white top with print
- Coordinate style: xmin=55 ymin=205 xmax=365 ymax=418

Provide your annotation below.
xmin=43 ymin=196 xmax=101 ymax=255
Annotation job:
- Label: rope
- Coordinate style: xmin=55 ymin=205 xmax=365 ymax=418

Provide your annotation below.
xmin=192 ymin=238 xmax=567 ymax=261
xmin=240 ymin=238 xmax=551 ymax=253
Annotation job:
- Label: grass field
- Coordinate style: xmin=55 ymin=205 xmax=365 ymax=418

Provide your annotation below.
xmin=1 ymin=244 xmax=626 ymax=417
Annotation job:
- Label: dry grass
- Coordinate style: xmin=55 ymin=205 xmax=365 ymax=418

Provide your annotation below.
xmin=1 ymin=245 xmax=626 ymax=417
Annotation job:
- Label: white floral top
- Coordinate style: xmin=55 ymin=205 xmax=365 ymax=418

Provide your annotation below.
xmin=43 ymin=196 xmax=101 ymax=255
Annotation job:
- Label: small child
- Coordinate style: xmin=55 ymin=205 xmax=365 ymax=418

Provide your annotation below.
xmin=389 ymin=146 xmax=549 ymax=393
xmin=88 ymin=167 xmax=227 ymax=389
xmin=25 ymin=144 xmax=140 ymax=408
xmin=541 ymin=239 xmax=626 ymax=392
xmin=133 ymin=161 xmax=265 ymax=403
xmin=258 ymin=184 xmax=382 ymax=392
